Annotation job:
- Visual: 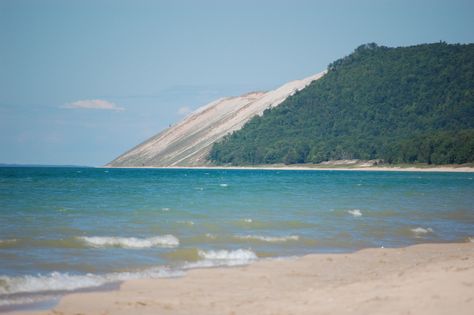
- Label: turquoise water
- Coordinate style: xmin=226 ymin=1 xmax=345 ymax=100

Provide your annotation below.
xmin=1 ymin=167 xmax=473 ymax=308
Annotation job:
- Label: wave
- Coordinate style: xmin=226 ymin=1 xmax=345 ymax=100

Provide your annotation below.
xmin=410 ymin=227 xmax=434 ymax=235
xmin=0 ymin=267 xmax=183 ymax=298
xmin=184 ymin=249 xmax=257 ymax=268
xmin=234 ymin=235 xmax=299 ymax=242
xmin=347 ymin=209 xmax=362 ymax=217
xmin=77 ymin=235 xmax=179 ymax=248
xmin=198 ymin=249 xmax=257 ymax=260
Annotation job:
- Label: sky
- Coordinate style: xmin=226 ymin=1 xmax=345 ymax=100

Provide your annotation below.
xmin=1 ymin=0 xmax=473 ymax=166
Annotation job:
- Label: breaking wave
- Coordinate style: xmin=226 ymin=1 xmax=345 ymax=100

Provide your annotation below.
xmin=347 ymin=209 xmax=362 ymax=217
xmin=77 ymin=235 xmax=179 ymax=248
xmin=0 ymin=268 xmax=183 ymax=298
xmin=184 ymin=249 xmax=258 ymax=268
xmin=410 ymin=227 xmax=434 ymax=235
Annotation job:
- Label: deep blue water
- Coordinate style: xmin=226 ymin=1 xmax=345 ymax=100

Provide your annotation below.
xmin=0 ymin=167 xmax=473 ymax=307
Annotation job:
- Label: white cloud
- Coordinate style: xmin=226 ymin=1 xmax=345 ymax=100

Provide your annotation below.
xmin=63 ymin=99 xmax=124 ymax=111
xmin=177 ymin=106 xmax=192 ymax=115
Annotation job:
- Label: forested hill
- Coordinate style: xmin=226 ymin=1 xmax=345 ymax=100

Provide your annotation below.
xmin=209 ymin=42 xmax=474 ymax=165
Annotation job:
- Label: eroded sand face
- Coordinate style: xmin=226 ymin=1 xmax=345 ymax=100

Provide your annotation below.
xmin=107 ymin=72 xmax=326 ymax=167
xmin=18 ymin=242 xmax=474 ymax=315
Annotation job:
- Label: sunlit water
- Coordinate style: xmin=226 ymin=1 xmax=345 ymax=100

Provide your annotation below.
xmin=1 ymin=167 xmax=473 ymax=308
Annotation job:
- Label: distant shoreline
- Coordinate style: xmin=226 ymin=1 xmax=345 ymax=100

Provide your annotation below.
xmin=102 ymin=164 xmax=474 ymax=173
xmin=2 ymin=163 xmax=473 ymax=172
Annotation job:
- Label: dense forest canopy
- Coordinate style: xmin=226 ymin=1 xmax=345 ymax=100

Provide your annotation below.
xmin=209 ymin=42 xmax=474 ymax=165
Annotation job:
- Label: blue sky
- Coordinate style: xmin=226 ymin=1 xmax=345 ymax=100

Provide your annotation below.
xmin=1 ymin=0 xmax=473 ymax=166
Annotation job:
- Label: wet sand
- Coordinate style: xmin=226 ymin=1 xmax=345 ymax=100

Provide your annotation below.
xmin=13 ymin=242 xmax=474 ymax=315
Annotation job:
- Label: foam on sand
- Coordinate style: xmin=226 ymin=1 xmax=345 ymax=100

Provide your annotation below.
xmin=77 ymin=235 xmax=179 ymax=248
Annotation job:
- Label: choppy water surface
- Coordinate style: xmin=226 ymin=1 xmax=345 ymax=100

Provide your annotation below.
xmin=1 ymin=167 xmax=473 ymax=308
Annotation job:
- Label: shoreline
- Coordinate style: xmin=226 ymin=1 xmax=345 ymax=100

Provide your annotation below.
xmin=12 ymin=242 xmax=474 ymax=315
xmin=102 ymin=164 xmax=474 ymax=173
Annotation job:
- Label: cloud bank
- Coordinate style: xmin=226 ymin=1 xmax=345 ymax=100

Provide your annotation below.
xmin=63 ymin=99 xmax=124 ymax=111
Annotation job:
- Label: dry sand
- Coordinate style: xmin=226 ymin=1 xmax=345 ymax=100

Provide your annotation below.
xmin=14 ymin=242 xmax=474 ymax=315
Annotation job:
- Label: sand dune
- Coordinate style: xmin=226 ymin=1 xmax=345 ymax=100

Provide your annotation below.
xmin=107 ymin=72 xmax=326 ymax=167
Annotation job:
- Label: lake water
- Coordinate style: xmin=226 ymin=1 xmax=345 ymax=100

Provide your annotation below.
xmin=1 ymin=167 xmax=473 ymax=309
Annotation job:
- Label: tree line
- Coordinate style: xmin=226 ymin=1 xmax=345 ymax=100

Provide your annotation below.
xmin=209 ymin=42 xmax=474 ymax=165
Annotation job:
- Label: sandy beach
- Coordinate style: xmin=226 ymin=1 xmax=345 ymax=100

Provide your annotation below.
xmin=101 ymin=164 xmax=474 ymax=173
xmin=13 ymin=242 xmax=474 ymax=315
xmin=105 ymin=165 xmax=474 ymax=172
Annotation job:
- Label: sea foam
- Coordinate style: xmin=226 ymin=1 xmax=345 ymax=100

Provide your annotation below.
xmin=77 ymin=235 xmax=179 ymax=248
xmin=184 ymin=249 xmax=257 ymax=268
xmin=0 ymin=268 xmax=183 ymax=297
xmin=411 ymin=227 xmax=434 ymax=235
xmin=347 ymin=209 xmax=362 ymax=217
xmin=198 ymin=249 xmax=257 ymax=260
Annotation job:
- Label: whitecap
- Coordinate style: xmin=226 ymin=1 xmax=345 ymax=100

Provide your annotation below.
xmin=243 ymin=218 xmax=253 ymax=223
xmin=161 ymin=207 xmax=170 ymax=211
xmin=410 ymin=227 xmax=434 ymax=235
xmin=347 ymin=209 xmax=362 ymax=217
xmin=219 ymin=183 xmax=228 ymax=187
xmin=77 ymin=235 xmax=179 ymax=248
xmin=235 ymin=235 xmax=299 ymax=242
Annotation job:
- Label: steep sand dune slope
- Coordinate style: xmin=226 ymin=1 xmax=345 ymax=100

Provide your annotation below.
xmin=107 ymin=71 xmax=325 ymax=167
